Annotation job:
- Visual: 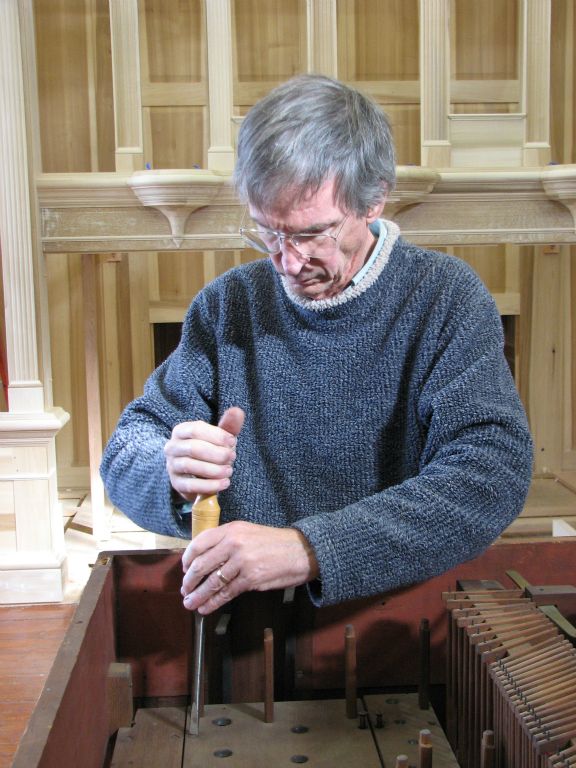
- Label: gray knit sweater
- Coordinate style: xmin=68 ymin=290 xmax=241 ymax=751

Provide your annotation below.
xmin=100 ymin=221 xmax=533 ymax=607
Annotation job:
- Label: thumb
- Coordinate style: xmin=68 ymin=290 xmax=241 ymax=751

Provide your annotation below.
xmin=218 ymin=406 xmax=245 ymax=438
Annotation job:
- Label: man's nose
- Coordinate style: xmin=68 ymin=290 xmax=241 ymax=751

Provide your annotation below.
xmin=279 ymin=239 xmax=308 ymax=275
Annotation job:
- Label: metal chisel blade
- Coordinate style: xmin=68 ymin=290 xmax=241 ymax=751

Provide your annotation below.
xmin=189 ymin=612 xmax=205 ymax=736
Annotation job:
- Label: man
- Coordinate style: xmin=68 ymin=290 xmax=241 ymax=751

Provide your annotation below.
xmin=100 ymin=75 xmax=533 ymax=617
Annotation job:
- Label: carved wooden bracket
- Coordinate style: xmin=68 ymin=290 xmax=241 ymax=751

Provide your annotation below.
xmin=128 ymin=169 xmax=231 ymax=247
xmin=542 ymin=165 xmax=576 ymax=230
xmin=386 ymin=167 xmax=440 ymax=217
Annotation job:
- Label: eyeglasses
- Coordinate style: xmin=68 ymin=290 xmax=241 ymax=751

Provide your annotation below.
xmin=239 ymin=212 xmax=350 ymax=258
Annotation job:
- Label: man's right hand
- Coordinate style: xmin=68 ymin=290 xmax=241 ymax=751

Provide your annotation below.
xmin=164 ymin=406 xmax=245 ymax=500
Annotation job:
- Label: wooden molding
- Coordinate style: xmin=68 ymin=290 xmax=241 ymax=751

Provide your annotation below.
xmin=36 ymin=165 xmax=576 ymax=251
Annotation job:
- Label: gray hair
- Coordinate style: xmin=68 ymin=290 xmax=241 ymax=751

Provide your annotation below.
xmin=234 ymin=74 xmax=396 ymax=216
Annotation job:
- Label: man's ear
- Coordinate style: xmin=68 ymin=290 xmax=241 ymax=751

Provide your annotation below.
xmin=366 ymin=195 xmax=387 ymax=223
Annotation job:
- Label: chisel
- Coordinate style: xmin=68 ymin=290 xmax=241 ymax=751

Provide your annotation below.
xmin=188 ymin=492 xmax=221 ymax=736
xmin=187 ymin=406 xmax=244 ymax=737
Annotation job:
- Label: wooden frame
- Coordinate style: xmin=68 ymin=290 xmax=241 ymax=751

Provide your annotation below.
xmin=11 ymin=540 xmax=576 ymax=766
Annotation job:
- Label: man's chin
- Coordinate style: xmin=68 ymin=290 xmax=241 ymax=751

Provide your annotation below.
xmin=290 ymin=282 xmax=327 ymax=300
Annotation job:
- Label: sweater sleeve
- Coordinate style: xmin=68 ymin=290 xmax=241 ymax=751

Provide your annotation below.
xmin=100 ymin=295 xmax=217 ymax=537
xmin=293 ymin=269 xmax=534 ymax=607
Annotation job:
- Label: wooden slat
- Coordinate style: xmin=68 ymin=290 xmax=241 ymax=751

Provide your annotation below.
xmin=11 ymin=563 xmax=116 ymax=768
xmin=111 ymin=707 xmax=185 ymax=768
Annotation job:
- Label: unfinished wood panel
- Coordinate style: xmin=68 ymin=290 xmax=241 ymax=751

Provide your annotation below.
xmin=148 ymin=106 xmax=206 ymax=170
xmin=157 ymin=252 xmax=211 ymax=303
xmin=338 ymin=0 xmax=419 ymax=81
xmin=453 ymin=0 xmax=519 ymax=81
xmin=127 ymin=253 xmax=154 ymax=409
xmin=519 ymin=246 xmax=567 ymax=474
xmin=34 ymin=0 xmax=91 ymax=171
xmin=100 ymin=256 xmax=133 ymax=440
xmin=83 ymin=253 xmax=109 ymax=538
xmin=47 ymin=255 xmax=89 ymax=483
xmin=427 ymin=246 xmax=520 ymax=320
xmin=34 ymin=0 xmax=113 ymax=172
xmin=384 ymin=104 xmax=421 ymax=167
xmin=550 ymin=0 xmax=575 ymax=165
xmin=450 ymin=102 xmax=517 ymax=115
xmin=82 ymin=0 xmax=115 ymax=171
xmin=109 ymin=0 xmax=144 ymax=171
xmin=156 ymin=251 xmax=253 ymax=304
xmin=336 ymin=1 xmax=420 ymax=164
xmin=452 ymin=245 xmax=511 ymax=295
xmin=94 ymin=0 xmax=115 ymax=171
xmin=233 ymin=0 xmax=306 ymax=85
xmin=521 ymin=476 xmax=576 ymax=518
xmin=113 ymin=707 xmax=185 ymax=768
xmin=142 ymin=0 xmax=204 ymax=84
xmin=572 ymin=252 xmax=576 ymax=452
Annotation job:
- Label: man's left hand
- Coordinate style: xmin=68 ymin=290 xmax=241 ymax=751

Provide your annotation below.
xmin=181 ymin=521 xmax=319 ymax=614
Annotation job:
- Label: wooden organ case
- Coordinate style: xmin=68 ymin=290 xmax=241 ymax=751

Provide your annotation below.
xmin=12 ymin=540 xmax=576 ymax=768
xmin=1 ymin=0 xmax=576 ymax=765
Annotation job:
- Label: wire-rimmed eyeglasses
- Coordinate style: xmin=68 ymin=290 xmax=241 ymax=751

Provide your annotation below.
xmin=239 ymin=211 xmax=350 ymax=258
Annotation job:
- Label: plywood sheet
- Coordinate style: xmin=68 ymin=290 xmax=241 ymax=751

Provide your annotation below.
xmin=183 ymin=699 xmax=380 ymax=767
xmin=111 ymin=696 xmax=458 ymax=767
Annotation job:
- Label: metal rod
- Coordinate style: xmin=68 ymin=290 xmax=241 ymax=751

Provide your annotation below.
xmin=345 ymin=624 xmax=358 ymax=719
xmin=189 ymin=612 xmax=205 ymax=736
xmin=264 ymin=627 xmax=274 ymax=723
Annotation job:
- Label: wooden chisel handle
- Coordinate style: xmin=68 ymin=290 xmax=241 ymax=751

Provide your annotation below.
xmin=191 ymin=493 xmax=221 ymax=538
xmin=190 ymin=407 xmax=244 ymax=540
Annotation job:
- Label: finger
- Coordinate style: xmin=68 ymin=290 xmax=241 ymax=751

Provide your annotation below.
xmin=167 ymin=454 xmax=235 ymax=477
xmin=181 ymin=528 xmax=229 ymax=578
xmin=182 ymin=564 xmax=243 ymax=614
xmin=217 ymin=407 xmax=245 ymax=438
xmin=181 ymin=551 xmax=232 ymax=593
xmin=165 ymin=439 xmax=236 ymax=465
xmin=171 ymin=420 xmax=237 ymax=448
xmin=172 ymin=474 xmax=231 ymax=501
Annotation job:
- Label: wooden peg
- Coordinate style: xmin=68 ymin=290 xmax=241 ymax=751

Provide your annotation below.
xmin=419 ymin=618 xmax=430 ymax=710
xmin=419 ymin=728 xmax=433 ymax=768
xmin=480 ymin=729 xmax=495 ymax=768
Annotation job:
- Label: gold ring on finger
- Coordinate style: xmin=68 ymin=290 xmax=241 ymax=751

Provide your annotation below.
xmin=216 ymin=567 xmax=231 ymax=586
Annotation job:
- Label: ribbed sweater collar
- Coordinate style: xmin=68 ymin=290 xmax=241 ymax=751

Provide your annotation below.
xmin=280 ymin=219 xmax=400 ymax=312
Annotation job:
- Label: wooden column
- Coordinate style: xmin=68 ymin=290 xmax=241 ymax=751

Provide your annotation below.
xmin=525 ymin=246 xmax=568 ymax=474
xmin=521 ymin=0 xmax=551 ymax=166
xmin=0 ymin=0 xmax=68 ymax=602
xmin=82 ymin=254 xmax=111 ymax=541
xmin=205 ymin=0 xmax=235 ymax=174
xmin=307 ymin=0 xmax=338 ymax=77
xmin=419 ymin=0 xmax=451 ymax=167
xmin=109 ymin=0 xmax=144 ymax=172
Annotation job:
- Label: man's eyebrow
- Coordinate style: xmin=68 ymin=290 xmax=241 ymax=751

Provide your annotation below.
xmin=298 ymin=221 xmax=336 ymax=234
xmin=251 ymin=217 xmax=336 ymax=234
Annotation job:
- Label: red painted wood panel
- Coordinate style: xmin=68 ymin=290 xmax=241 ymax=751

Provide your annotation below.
xmin=0 ymin=603 xmax=76 ymax=768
